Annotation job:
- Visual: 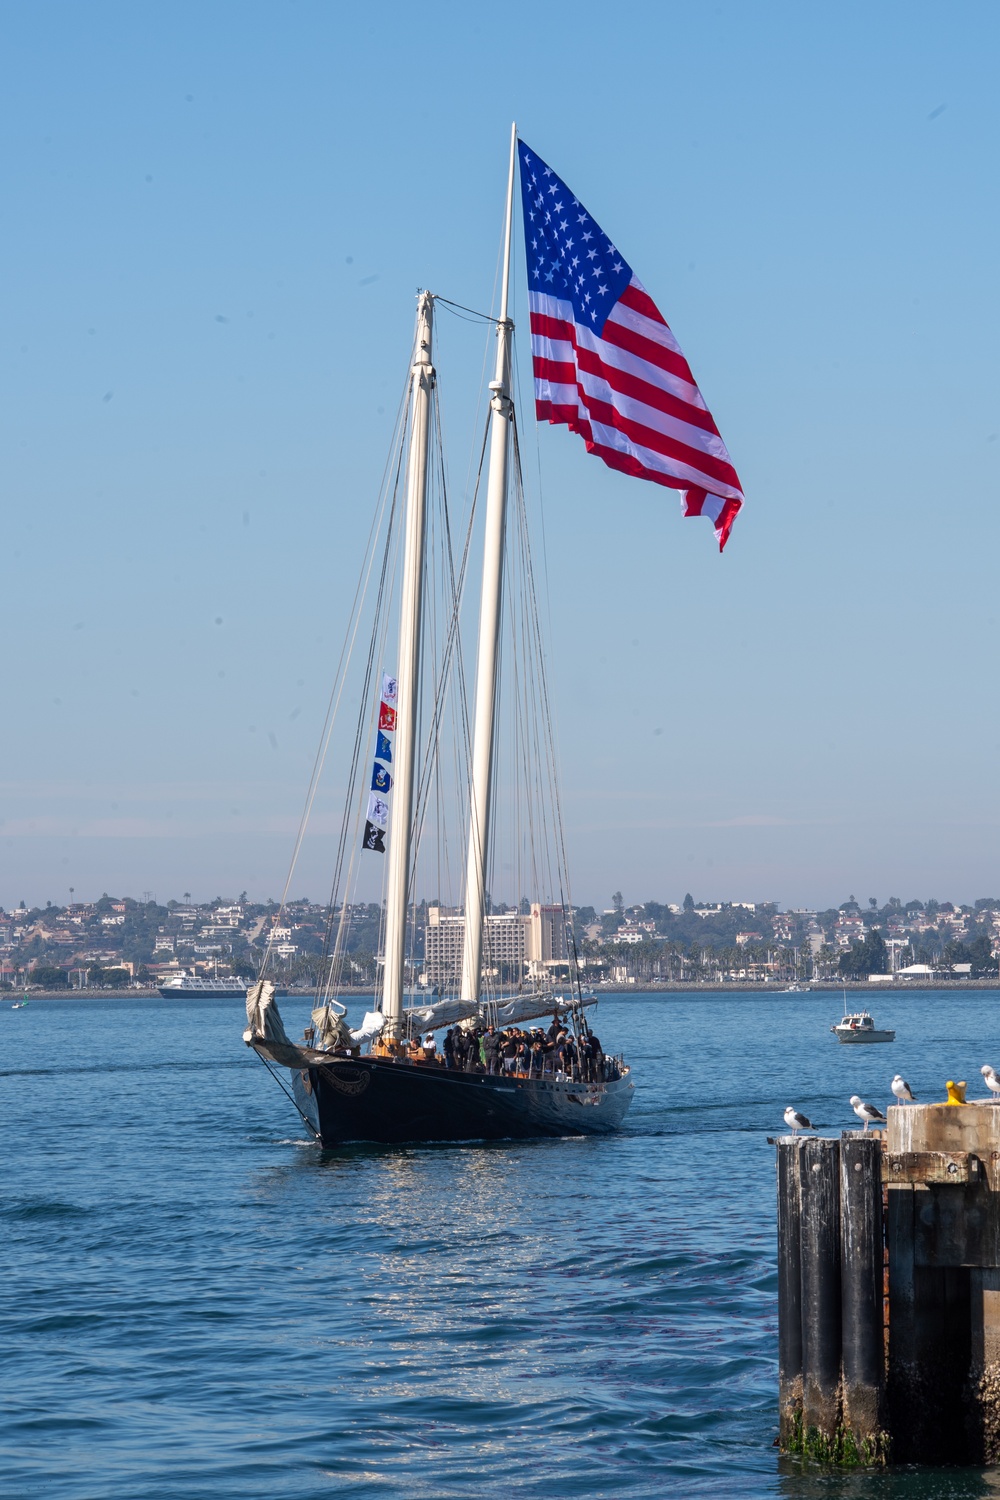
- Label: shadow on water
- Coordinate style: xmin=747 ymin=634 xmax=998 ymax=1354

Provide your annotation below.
xmin=777 ymin=1460 xmax=1000 ymax=1498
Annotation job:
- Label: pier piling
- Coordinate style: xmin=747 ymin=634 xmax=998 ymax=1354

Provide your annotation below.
xmin=839 ymin=1135 xmax=884 ymax=1450
xmin=778 ymin=1102 xmax=1000 ymax=1465
xmin=800 ymin=1137 xmax=842 ymax=1441
xmin=776 ymin=1140 xmax=803 ymax=1445
xmin=775 ymin=1134 xmax=886 ymax=1461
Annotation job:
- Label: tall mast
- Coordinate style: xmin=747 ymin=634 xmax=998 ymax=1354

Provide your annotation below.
xmin=382 ymin=292 xmax=435 ymax=1035
xmin=459 ymin=124 xmax=517 ymax=1008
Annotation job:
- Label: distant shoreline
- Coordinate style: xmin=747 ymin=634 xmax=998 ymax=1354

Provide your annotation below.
xmin=7 ymin=979 xmax=1000 ymax=1000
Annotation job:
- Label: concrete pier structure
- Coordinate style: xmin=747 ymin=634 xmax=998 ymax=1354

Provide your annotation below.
xmin=886 ymin=1101 xmax=999 ymax=1463
xmin=777 ymin=1101 xmax=1000 ymax=1465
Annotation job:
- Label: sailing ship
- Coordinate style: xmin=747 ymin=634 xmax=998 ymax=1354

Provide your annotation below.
xmin=245 ymin=126 xmax=744 ymax=1145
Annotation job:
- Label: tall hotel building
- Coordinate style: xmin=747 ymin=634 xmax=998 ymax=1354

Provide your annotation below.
xmin=423 ymin=904 xmax=569 ymax=987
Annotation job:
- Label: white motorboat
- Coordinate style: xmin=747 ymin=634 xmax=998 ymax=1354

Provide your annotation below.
xmin=831 ymin=1010 xmax=895 ymax=1044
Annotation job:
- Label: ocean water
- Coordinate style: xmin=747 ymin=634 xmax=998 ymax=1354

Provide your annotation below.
xmin=4 ymin=988 xmax=1000 ymax=1499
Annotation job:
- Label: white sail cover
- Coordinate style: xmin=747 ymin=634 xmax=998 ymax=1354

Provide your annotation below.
xmin=402 ymin=992 xmax=594 ymax=1033
xmin=244 ymin=980 xmax=290 ymax=1045
xmin=404 ymin=998 xmax=480 ymax=1031
xmin=490 ymin=993 xmax=595 ymax=1027
xmin=350 ymin=1011 xmax=386 ymax=1045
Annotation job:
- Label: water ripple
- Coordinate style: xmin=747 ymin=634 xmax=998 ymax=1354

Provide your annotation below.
xmin=4 ymin=990 xmax=1000 ymax=1498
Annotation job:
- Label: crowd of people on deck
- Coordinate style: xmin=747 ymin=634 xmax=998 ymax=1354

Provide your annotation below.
xmin=400 ymin=1016 xmax=614 ymax=1083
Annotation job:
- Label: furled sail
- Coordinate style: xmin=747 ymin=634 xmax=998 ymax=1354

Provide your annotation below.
xmin=311 ymin=1005 xmax=355 ymax=1050
xmin=404 ymin=998 xmax=480 ymax=1032
xmin=244 ymin=980 xmax=290 ymax=1045
xmin=489 ymin=993 xmax=595 ymax=1027
xmin=402 ymin=991 xmax=594 ymax=1034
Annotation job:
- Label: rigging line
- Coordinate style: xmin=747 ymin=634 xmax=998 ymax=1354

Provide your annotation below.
xmin=434 ymin=296 xmax=500 ymax=325
xmin=326 ymin=422 xmax=406 ymax=1005
xmin=505 ymin=416 xmax=573 ymax=1001
xmin=448 ymin=304 xmax=499 ymax=590
xmin=317 ymin=421 xmax=407 ymax=991
xmin=260 ymin=355 xmax=412 ymax=978
xmin=324 ymin=479 xmax=403 ymax=1006
xmin=510 ymin=330 xmax=555 ymax=649
xmin=510 ymin=415 xmax=582 ymax=996
xmin=252 ymin=1050 xmax=321 ymax=1143
xmin=410 ymin=405 xmax=486 ymax=859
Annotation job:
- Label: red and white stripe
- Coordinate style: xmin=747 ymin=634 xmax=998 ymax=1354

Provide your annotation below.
xmin=528 ymin=279 xmax=743 ymax=551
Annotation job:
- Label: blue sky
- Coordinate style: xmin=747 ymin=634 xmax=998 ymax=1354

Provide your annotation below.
xmin=2 ymin=1 xmax=998 ymax=911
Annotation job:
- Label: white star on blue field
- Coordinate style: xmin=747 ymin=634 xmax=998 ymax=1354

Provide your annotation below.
xmin=518 ymin=139 xmax=633 ymax=335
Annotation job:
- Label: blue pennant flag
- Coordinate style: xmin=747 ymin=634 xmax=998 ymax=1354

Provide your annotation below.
xmin=375 ymin=730 xmax=392 ymax=764
xmin=371 ymin=763 xmax=392 ymax=794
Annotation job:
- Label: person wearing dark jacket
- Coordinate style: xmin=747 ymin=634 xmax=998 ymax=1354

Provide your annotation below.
xmin=482 ymin=1027 xmax=500 ymax=1075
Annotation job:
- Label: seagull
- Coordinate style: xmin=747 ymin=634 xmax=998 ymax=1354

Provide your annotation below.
xmin=850 ymin=1095 xmax=886 ymax=1131
xmin=783 ymin=1106 xmax=814 ymax=1135
xmin=981 ymin=1065 xmax=1000 ymax=1102
xmin=891 ymin=1074 xmax=916 ymax=1104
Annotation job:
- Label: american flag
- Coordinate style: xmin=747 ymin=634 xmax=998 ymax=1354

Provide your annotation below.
xmin=517 ymin=140 xmax=744 ymax=552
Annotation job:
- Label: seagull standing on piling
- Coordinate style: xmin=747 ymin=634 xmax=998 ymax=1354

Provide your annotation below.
xmin=783 ymin=1106 xmax=814 ymax=1135
xmin=981 ymin=1065 xmax=1000 ymax=1102
xmin=891 ymin=1075 xmax=916 ymax=1104
xmin=850 ymin=1095 xmax=886 ymax=1131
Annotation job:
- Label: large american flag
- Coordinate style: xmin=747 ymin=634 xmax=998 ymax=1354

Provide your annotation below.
xmin=517 ymin=140 xmax=744 ymax=551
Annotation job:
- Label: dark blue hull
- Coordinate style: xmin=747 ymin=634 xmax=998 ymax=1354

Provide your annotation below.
xmin=292 ymin=1056 xmax=634 ymax=1146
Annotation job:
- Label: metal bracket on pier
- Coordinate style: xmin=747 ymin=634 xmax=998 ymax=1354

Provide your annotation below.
xmin=884 ymin=1149 xmax=982 ymax=1185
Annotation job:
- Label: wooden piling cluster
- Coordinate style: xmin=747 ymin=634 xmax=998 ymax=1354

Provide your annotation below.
xmin=777 ymin=1134 xmax=887 ymax=1463
xmin=777 ymin=1103 xmax=1000 ymax=1465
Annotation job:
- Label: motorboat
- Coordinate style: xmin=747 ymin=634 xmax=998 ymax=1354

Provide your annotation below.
xmin=831 ymin=1010 xmax=895 ymax=1044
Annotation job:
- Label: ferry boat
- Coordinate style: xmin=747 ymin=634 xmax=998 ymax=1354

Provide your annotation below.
xmin=831 ymin=1010 xmax=895 ymax=1044
xmin=159 ymin=972 xmax=258 ymax=999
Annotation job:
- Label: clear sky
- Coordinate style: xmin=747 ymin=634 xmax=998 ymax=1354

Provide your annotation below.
xmin=3 ymin=0 xmax=998 ymax=913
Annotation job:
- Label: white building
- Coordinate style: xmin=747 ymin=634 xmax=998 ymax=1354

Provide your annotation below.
xmin=423 ymin=903 xmax=569 ymax=986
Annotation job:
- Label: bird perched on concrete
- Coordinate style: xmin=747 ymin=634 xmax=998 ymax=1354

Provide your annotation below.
xmin=945 ymin=1079 xmax=967 ymax=1105
xmin=981 ymin=1065 xmax=1000 ymax=1101
xmin=783 ymin=1106 xmax=814 ymax=1135
xmin=850 ymin=1095 xmax=886 ymax=1131
xmin=891 ymin=1074 xmax=916 ymax=1104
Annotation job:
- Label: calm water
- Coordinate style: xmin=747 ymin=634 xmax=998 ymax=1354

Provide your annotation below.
xmin=4 ymin=988 xmax=1000 ymax=1499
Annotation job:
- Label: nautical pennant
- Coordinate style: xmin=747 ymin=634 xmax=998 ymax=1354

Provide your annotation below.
xmin=362 ymin=670 xmax=397 ymax=855
xmin=362 ymin=821 xmax=386 ymax=853
xmin=367 ymin=791 xmax=390 ymax=830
